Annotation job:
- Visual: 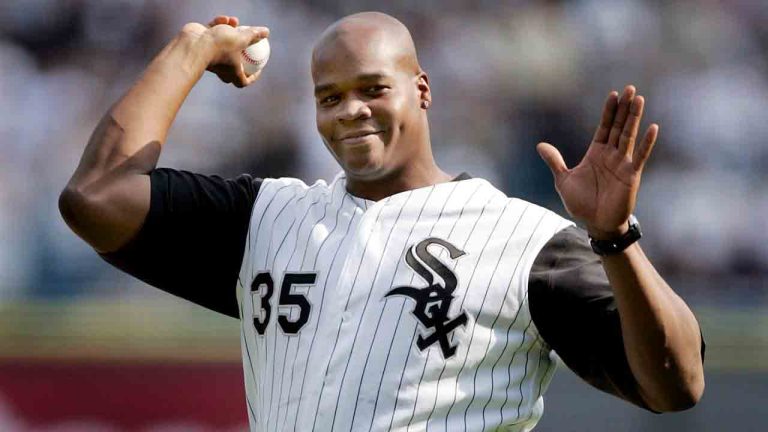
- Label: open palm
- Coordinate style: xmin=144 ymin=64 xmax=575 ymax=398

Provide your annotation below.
xmin=537 ymin=86 xmax=659 ymax=238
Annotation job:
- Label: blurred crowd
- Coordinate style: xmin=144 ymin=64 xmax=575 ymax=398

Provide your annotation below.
xmin=1 ymin=0 xmax=766 ymax=303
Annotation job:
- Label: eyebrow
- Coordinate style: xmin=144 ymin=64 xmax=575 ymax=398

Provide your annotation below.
xmin=314 ymin=73 xmax=389 ymax=96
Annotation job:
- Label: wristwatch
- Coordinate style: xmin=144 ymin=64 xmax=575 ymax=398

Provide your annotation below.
xmin=589 ymin=214 xmax=642 ymax=256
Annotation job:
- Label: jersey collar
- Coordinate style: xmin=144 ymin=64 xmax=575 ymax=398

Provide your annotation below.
xmin=452 ymin=172 xmax=472 ymax=181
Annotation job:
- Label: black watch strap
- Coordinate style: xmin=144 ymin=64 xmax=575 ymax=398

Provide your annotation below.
xmin=589 ymin=215 xmax=642 ymax=256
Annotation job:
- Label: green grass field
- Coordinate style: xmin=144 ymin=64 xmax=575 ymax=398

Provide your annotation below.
xmin=1 ymin=300 xmax=766 ymax=370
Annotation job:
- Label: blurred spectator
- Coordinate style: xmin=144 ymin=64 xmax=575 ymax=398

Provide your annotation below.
xmin=0 ymin=0 xmax=765 ymax=303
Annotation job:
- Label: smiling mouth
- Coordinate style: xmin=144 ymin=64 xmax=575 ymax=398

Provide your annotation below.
xmin=337 ymin=131 xmax=383 ymax=144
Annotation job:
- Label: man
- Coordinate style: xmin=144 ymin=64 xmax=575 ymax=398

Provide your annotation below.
xmin=59 ymin=12 xmax=704 ymax=431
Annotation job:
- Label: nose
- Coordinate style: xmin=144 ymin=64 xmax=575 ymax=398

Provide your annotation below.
xmin=335 ymin=96 xmax=371 ymax=123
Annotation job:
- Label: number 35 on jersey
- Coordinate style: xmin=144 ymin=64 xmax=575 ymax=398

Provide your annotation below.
xmin=250 ymin=271 xmax=317 ymax=335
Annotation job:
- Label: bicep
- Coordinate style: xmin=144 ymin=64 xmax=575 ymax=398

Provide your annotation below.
xmin=60 ymin=174 xmax=151 ymax=253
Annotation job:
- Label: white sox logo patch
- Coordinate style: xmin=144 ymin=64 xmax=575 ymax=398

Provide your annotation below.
xmin=385 ymin=237 xmax=468 ymax=358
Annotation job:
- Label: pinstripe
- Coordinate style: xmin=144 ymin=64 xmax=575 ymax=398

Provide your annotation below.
xmin=261 ymin=192 xmax=304 ymax=429
xmin=371 ymin=183 xmax=485 ymax=430
xmin=459 ymin=206 xmax=536 ymax=427
xmin=478 ymin=289 xmax=528 ymax=426
xmin=329 ymin=190 xmax=422 ymax=430
xmin=516 ymin=335 xmax=540 ymax=421
xmin=405 ymin=353 xmax=431 ymax=430
xmin=249 ymin=183 xmax=304 ymax=422
xmin=310 ymin=196 xmax=395 ymax=432
xmin=242 ymin=183 xmax=293 ymax=425
xmin=497 ymin=302 xmax=536 ymax=428
xmin=349 ymin=182 xmax=459 ymax=430
xmin=263 ymin=190 xmax=302 ymax=269
xmin=524 ymin=348 xmax=557 ymax=424
xmin=239 ymin=216 xmax=260 ymax=424
xmin=292 ymin=194 xmax=360 ymax=431
xmin=239 ymin=278 xmax=260 ymax=427
xmin=517 ymin=336 xmax=544 ymax=426
xmin=249 ymin=184 xmax=295 ymax=408
xmin=478 ymin=212 xmax=547 ymax=428
xmin=368 ymin=181 xmax=480 ymax=429
xmin=237 ymin=176 xmax=568 ymax=432
xmin=453 ymin=205 xmax=529 ymax=430
xmin=263 ymin=200 xmax=296 ymax=430
xmin=424 ymin=201 xmax=520 ymax=426
xmin=409 ymin=201 xmax=521 ymax=430
xmin=391 ymin=191 xmax=498 ymax=431
xmin=502 ymin=215 xmax=549 ymax=423
xmin=418 ymin=199 xmax=511 ymax=432
xmin=266 ymin=191 xmax=325 ymax=431
xmin=276 ymin=186 xmax=342 ymax=432
xmin=256 ymin=183 xmax=325 ymax=420
xmin=374 ymin=183 xmax=485 ymax=431
xmin=248 ymin=184 xmax=294 ymax=282
xmin=299 ymin=186 xmax=336 ymax=268
xmin=511 ymin=318 xmax=536 ymax=419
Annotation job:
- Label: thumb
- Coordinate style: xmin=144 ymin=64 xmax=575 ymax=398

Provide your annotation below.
xmin=536 ymin=142 xmax=568 ymax=180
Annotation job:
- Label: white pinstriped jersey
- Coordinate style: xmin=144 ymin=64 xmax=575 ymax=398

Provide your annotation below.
xmin=236 ymin=171 xmax=574 ymax=431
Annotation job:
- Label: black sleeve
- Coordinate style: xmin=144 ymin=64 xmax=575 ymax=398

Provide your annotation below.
xmin=100 ymin=168 xmax=262 ymax=319
xmin=528 ymin=226 xmax=705 ymax=412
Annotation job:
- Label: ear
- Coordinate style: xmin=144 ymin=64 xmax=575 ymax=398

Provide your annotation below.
xmin=417 ymin=71 xmax=431 ymax=109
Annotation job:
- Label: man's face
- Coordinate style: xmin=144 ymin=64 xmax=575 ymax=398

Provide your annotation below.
xmin=312 ymin=34 xmax=423 ymax=180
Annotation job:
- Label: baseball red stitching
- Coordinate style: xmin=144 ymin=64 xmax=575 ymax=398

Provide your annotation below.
xmin=241 ymin=50 xmax=266 ymax=65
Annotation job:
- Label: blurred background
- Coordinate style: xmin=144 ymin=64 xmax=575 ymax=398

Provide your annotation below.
xmin=1 ymin=0 xmax=766 ymax=430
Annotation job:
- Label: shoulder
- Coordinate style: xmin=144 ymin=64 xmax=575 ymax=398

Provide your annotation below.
xmin=470 ymin=177 xmax=570 ymax=221
xmin=149 ymin=168 xmax=264 ymax=210
xmin=453 ymin=176 xmax=576 ymax=256
xmin=246 ymin=174 xmax=346 ymax=228
xmin=256 ymin=175 xmax=338 ymax=205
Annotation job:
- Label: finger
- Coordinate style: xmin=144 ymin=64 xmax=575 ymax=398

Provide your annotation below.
xmin=231 ymin=26 xmax=270 ymax=50
xmin=244 ymin=69 xmax=263 ymax=86
xmin=618 ymin=95 xmax=644 ymax=157
xmin=208 ymin=15 xmax=229 ymax=27
xmin=228 ymin=16 xmax=239 ymax=27
xmin=536 ymin=142 xmax=568 ymax=182
xmin=592 ymin=91 xmax=619 ymax=144
xmin=234 ymin=63 xmax=251 ymax=88
xmin=633 ymin=123 xmax=659 ymax=171
xmin=244 ymin=26 xmax=270 ymax=45
xmin=607 ymin=85 xmax=636 ymax=148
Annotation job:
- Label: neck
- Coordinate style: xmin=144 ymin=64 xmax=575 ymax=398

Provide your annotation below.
xmin=345 ymin=159 xmax=452 ymax=202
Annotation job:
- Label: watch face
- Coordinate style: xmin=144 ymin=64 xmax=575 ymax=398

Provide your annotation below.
xmin=628 ymin=214 xmax=640 ymax=229
xmin=590 ymin=215 xmax=642 ymax=255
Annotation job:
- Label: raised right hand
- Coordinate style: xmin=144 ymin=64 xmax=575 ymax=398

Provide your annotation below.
xmin=181 ymin=15 xmax=270 ymax=88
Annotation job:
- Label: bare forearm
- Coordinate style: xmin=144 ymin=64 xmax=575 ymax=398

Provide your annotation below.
xmin=61 ymin=31 xmax=215 ymax=252
xmin=59 ymin=17 xmax=265 ymax=253
xmin=602 ymin=243 xmax=704 ymax=411
xmin=70 ymin=32 xmax=214 ymax=187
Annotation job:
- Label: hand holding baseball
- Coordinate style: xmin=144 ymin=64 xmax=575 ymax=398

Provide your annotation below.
xmin=181 ymin=15 xmax=269 ymax=88
xmin=536 ymin=85 xmax=659 ymax=239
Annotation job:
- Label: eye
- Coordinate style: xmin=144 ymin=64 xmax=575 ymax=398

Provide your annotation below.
xmin=364 ymin=85 xmax=388 ymax=95
xmin=319 ymin=94 xmax=340 ymax=106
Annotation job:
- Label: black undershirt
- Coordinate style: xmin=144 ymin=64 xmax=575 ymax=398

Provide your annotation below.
xmin=102 ymin=168 xmax=704 ymax=412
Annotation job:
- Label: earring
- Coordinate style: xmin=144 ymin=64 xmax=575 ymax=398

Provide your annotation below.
xmin=422 ymin=101 xmax=430 ymax=109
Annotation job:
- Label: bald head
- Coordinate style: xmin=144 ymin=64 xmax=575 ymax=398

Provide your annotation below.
xmin=311 ymin=12 xmax=434 ymax=187
xmin=312 ymin=12 xmax=421 ymax=79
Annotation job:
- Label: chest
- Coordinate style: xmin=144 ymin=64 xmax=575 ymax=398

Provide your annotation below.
xmin=237 ymin=182 xmax=549 ymax=357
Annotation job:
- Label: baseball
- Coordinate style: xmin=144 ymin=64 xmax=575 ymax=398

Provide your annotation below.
xmin=241 ymin=37 xmax=270 ymax=75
